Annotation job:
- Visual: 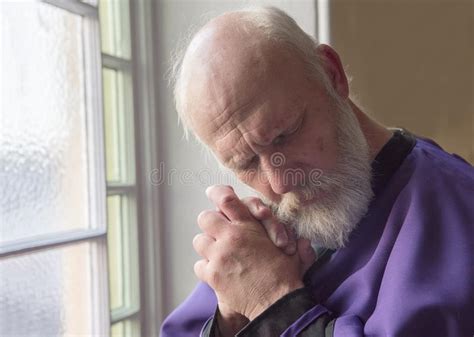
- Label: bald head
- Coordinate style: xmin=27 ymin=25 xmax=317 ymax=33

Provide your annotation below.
xmin=172 ymin=7 xmax=331 ymax=140
xmin=178 ymin=13 xmax=270 ymax=138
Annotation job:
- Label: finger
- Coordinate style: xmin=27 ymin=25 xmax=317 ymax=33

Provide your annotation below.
xmin=284 ymin=226 xmax=297 ymax=255
xmin=197 ymin=209 xmax=229 ymax=236
xmin=193 ymin=259 xmax=208 ymax=281
xmin=192 ymin=233 xmax=215 ymax=258
xmin=241 ymin=197 xmax=272 ymax=220
xmin=206 ymin=185 xmax=253 ymax=223
xmin=242 ymin=197 xmax=288 ymax=247
xmin=297 ymin=238 xmax=317 ymax=274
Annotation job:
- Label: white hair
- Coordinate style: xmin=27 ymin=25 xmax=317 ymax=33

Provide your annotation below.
xmin=264 ymin=94 xmax=373 ymax=249
xmin=170 ymin=6 xmax=335 ymax=140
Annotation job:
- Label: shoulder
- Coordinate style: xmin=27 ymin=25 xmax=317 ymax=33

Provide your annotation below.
xmin=392 ymin=136 xmax=474 ymax=213
xmin=408 ymin=136 xmax=474 ymax=186
xmin=369 ymin=137 xmax=474 ymax=335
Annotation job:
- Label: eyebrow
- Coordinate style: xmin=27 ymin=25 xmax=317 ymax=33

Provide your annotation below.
xmin=268 ymin=106 xmax=305 ymax=144
xmin=224 ymin=105 xmax=306 ymax=170
xmin=284 ymin=110 xmax=305 ymax=135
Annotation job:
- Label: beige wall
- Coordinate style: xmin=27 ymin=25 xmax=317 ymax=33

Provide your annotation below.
xmin=330 ymin=0 xmax=473 ymax=163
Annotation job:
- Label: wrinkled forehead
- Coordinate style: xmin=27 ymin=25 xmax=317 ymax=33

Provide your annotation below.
xmin=184 ymin=50 xmax=270 ymax=145
xmin=187 ymin=51 xmax=307 ymax=140
xmin=212 ymin=96 xmax=304 ymax=167
xmin=180 ymin=27 xmax=312 ymax=158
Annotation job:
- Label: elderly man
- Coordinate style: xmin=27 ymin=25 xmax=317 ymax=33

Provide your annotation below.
xmin=160 ymin=6 xmax=474 ymax=337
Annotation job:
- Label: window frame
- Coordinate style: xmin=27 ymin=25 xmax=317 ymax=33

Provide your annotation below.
xmin=128 ymin=0 xmax=165 ymax=334
xmin=0 ymin=0 xmax=164 ymax=334
xmin=100 ymin=0 xmax=164 ymax=333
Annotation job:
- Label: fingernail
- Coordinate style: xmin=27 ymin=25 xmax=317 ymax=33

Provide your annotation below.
xmin=276 ymin=231 xmax=288 ymax=247
xmin=251 ymin=203 xmax=260 ymax=214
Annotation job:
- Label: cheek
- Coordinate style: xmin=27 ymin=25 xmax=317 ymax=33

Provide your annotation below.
xmin=287 ymin=134 xmax=338 ymax=172
xmin=315 ymin=136 xmax=339 ymax=168
xmin=237 ymin=169 xmax=261 ymax=189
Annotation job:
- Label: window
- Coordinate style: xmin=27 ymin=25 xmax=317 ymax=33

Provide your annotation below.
xmin=1 ymin=0 xmax=108 ymax=335
xmin=0 ymin=0 xmax=162 ymax=335
xmin=99 ymin=0 xmax=141 ymax=334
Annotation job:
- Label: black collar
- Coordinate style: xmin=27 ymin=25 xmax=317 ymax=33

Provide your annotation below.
xmin=304 ymin=129 xmax=417 ymax=284
xmin=371 ymin=128 xmax=416 ymax=196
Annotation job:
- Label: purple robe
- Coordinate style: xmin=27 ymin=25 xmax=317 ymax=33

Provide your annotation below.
xmin=161 ymin=131 xmax=474 ymax=337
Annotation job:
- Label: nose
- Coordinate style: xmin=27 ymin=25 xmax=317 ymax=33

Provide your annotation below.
xmin=260 ymin=153 xmax=298 ymax=195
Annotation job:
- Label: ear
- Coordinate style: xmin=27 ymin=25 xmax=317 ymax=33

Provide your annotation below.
xmin=315 ymin=44 xmax=349 ymax=99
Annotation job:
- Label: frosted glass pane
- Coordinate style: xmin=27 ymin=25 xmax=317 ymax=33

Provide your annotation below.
xmin=120 ymin=196 xmax=140 ymax=311
xmin=0 ymin=242 xmax=101 ymax=335
xmin=107 ymin=194 xmax=140 ymax=314
xmin=0 ymin=1 xmax=91 ymax=244
xmin=103 ymin=67 xmax=134 ymax=184
xmin=99 ymin=0 xmax=131 ymax=59
xmin=103 ymin=68 xmax=122 ymax=182
xmin=111 ymin=319 xmax=140 ymax=337
xmin=107 ymin=195 xmax=124 ymax=310
xmin=111 ymin=321 xmax=125 ymax=336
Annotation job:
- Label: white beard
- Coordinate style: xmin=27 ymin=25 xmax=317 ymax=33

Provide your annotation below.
xmin=261 ymin=98 xmax=374 ymax=249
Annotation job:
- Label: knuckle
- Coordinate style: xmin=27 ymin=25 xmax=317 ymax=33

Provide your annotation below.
xmin=244 ymin=196 xmax=260 ymax=206
xmin=215 ymin=252 xmax=230 ymax=267
xmin=248 ymin=199 xmax=262 ymax=214
xmin=226 ymin=231 xmax=244 ymax=247
xmin=192 ymin=233 xmax=203 ymax=247
xmin=197 ymin=210 xmax=211 ymax=224
xmin=241 ymin=197 xmax=258 ymax=213
xmin=249 ymin=200 xmax=270 ymax=218
xmin=207 ymin=266 xmax=221 ymax=287
xmin=193 ymin=260 xmax=204 ymax=277
xmin=220 ymin=194 xmax=237 ymax=207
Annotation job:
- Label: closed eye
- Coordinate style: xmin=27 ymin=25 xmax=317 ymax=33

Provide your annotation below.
xmin=273 ymin=112 xmax=304 ymax=145
xmin=243 ymin=155 xmax=259 ymax=169
xmin=230 ymin=155 xmax=259 ymax=172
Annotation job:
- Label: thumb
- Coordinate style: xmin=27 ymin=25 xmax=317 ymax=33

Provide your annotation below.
xmin=206 ymin=185 xmax=253 ymax=223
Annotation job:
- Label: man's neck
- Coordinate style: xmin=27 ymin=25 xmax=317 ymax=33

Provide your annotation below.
xmin=349 ymin=100 xmax=393 ymax=161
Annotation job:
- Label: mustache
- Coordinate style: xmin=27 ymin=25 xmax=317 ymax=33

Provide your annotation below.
xmin=266 ymin=173 xmax=343 ymax=208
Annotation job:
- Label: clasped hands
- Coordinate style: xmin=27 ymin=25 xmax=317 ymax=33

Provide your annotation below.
xmin=193 ymin=185 xmax=317 ymax=335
